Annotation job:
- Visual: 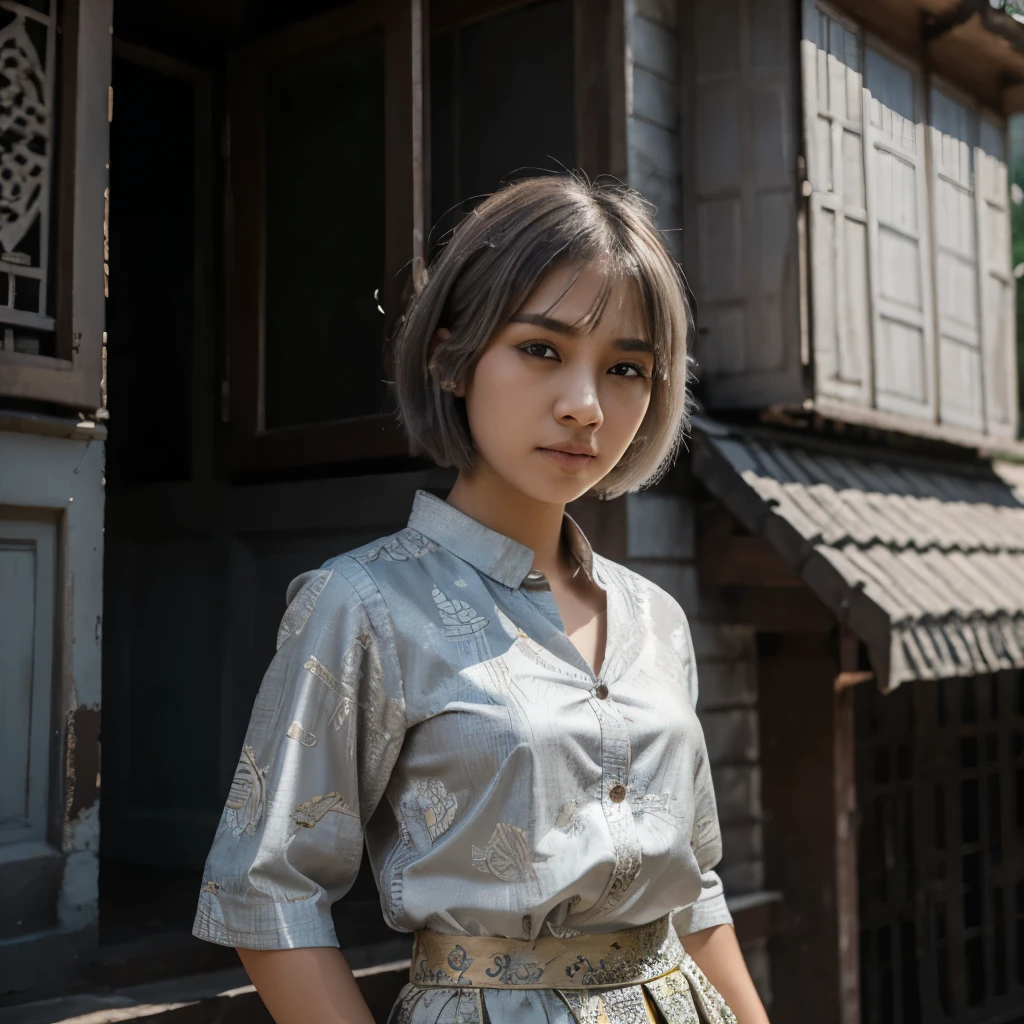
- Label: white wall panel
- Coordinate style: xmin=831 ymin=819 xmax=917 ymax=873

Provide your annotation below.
xmin=0 ymin=521 xmax=55 ymax=845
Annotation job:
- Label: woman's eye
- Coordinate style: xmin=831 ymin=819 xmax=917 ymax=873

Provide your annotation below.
xmin=609 ymin=362 xmax=650 ymax=379
xmin=520 ymin=342 xmax=560 ymax=360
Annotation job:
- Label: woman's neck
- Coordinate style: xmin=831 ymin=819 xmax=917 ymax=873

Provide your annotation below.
xmin=445 ymin=465 xmax=573 ymax=581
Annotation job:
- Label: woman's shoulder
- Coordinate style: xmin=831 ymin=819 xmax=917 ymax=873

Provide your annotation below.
xmin=277 ymin=525 xmax=441 ymax=649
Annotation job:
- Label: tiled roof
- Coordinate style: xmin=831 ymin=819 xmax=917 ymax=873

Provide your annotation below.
xmin=692 ymin=418 xmax=1024 ymax=690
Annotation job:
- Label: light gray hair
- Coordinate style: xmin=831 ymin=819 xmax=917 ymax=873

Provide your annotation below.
xmin=388 ymin=174 xmax=693 ymax=499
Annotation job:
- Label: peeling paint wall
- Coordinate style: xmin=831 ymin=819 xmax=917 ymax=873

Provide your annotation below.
xmin=0 ymin=430 xmax=106 ymax=996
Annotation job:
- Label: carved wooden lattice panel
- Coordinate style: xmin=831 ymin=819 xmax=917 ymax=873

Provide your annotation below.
xmin=856 ymin=672 xmax=1024 ymax=1024
xmin=0 ymin=0 xmax=56 ymax=355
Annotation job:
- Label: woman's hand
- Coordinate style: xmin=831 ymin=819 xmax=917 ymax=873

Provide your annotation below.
xmin=683 ymin=924 xmax=770 ymax=1024
xmin=236 ymin=945 xmax=377 ymax=1024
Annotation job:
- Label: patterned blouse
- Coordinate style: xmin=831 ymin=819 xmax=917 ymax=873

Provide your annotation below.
xmin=192 ymin=488 xmax=733 ymax=959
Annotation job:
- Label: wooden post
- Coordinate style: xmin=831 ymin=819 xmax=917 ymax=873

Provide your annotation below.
xmin=573 ymin=0 xmax=628 ymax=181
xmin=759 ymin=631 xmax=860 ymax=1024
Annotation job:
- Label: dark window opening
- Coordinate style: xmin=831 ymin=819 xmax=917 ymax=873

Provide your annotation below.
xmin=429 ymin=0 xmax=574 ymax=256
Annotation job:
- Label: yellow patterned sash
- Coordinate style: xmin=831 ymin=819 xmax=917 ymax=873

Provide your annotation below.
xmin=410 ymin=914 xmax=685 ymax=990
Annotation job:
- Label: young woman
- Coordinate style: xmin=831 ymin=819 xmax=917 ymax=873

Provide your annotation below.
xmin=193 ymin=176 xmax=771 ymax=1024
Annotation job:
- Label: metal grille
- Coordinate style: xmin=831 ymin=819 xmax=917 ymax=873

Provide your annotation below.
xmin=0 ymin=0 xmax=56 ymax=354
xmin=856 ymin=672 xmax=1024 ymax=1024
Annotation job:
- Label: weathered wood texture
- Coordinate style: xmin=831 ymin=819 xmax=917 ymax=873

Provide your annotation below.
xmin=679 ymin=0 xmax=803 ymax=408
xmin=801 ymin=0 xmax=1018 ymax=442
xmin=682 ymin=0 xmax=1019 ymax=447
xmin=825 ymin=0 xmax=1024 ymax=114
xmin=575 ymin=0 xmax=629 ymax=182
xmin=627 ymin=0 xmax=681 ymax=255
xmin=759 ymin=631 xmax=857 ymax=1024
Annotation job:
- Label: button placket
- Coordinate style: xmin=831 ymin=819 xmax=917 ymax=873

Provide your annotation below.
xmin=572 ymin=687 xmax=642 ymax=924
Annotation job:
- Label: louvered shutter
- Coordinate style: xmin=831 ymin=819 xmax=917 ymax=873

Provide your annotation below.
xmin=801 ymin=0 xmax=871 ymax=404
xmin=928 ymin=81 xmax=985 ymax=432
xmin=976 ymin=112 xmax=1019 ymax=438
xmin=863 ymin=42 xmax=935 ymax=421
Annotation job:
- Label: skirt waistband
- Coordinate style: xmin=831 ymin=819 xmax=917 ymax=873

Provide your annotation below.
xmin=410 ymin=914 xmax=685 ymax=990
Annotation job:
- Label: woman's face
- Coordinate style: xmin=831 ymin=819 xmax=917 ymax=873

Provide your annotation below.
xmin=456 ymin=261 xmax=654 ymax=505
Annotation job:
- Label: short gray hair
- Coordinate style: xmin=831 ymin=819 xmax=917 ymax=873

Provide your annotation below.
xmin=389 ymin=175 xmax=692 ymax=499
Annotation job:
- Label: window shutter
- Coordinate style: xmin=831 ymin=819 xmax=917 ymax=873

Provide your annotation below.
xmin=975 ymin=113 xmax=1018 ymax=439
xmin=802 ymin=0 xmax=871 ymax=405
xmin=928 ymin=83 xmax=985 ymax=432
xmin=863 ymin=43 xmax=935 ymax=421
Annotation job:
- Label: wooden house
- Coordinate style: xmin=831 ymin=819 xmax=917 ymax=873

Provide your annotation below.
xmin=1 ymin=0 xmax=1023 ymax=1021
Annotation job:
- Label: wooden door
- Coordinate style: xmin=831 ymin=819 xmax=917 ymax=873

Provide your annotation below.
xmin=99 ymin=0 xmax=619 ymax=956
xmin=97 ymin=33 xmax=443 ymax=942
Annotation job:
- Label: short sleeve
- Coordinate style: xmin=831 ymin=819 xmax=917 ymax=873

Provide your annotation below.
xmin=192 ymin=560 xmax=406 ymax=950
xmin=669 ymin=605 xmax=735 ymax=938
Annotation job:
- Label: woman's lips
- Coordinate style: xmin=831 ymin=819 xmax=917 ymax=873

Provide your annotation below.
xmin=537 ymin=447 xmax=596 ymax=472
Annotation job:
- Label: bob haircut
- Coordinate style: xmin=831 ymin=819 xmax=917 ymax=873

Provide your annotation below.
xmin=389 ymin=174 xmax=693 ymax=500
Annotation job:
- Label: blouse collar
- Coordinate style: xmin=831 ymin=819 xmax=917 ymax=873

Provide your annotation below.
xmin=407 ymin=489 xmax=596 ymax=590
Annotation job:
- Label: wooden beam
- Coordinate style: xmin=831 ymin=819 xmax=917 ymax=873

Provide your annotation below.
xmin=834 ymin=684 xmax=860 ymax=1024
xmin=759 ymin=631 xmax=860 ymax=1024
xmin=431 ymin=0 xmax=537 ymax=32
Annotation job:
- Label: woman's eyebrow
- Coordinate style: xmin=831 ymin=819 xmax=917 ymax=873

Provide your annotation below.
xmin=508 ymin=312 xmax=653 ymax=353
xmin=508 ymin=312 xmax=580 ymax=334
xmin=614 ymin=337 xmax=655 ymax=354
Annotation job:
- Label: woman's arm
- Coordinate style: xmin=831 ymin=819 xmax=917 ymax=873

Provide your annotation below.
xmin=683 ymin=924 xmax=770 ymax=1024
xmin=236 ymin=946 xmax=376 ymax=1024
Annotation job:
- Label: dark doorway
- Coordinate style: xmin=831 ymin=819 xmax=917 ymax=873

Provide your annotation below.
xmin=857 ymin=671 xmax=1024 ymax=1024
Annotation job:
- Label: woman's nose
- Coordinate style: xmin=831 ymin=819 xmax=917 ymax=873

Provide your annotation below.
xmin=554 ymin=370 xmax=603 ymax=428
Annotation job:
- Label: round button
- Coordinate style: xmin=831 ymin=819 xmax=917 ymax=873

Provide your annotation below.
xmin=609 ymin=783 xmax=627 ymax=803
xmin=594 ymin=684 xmax=609 ymax=700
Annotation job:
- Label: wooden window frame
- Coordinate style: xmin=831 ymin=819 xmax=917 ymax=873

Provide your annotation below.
xmin=226 ymin=0 xmax=626 ymax=475
xmin=0 ymin=0 xmax=111 ymax=412
xmin=225 ymin=0 xmax=427 ymax=474
xmin=107 ymin=38 xmax=215 ymax=484
xmin=431 ymin=0 xmax=627 ymax=181
xmin=802 ymin=0 xmax=1022 ymax=448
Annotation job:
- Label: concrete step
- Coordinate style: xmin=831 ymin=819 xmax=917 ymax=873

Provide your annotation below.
xmin=0 ymin=955 xmax=411 ymax=1024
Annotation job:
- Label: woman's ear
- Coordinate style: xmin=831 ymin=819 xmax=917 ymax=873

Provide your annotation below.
xmin=428 ymin=328 xmax=466 ymax=397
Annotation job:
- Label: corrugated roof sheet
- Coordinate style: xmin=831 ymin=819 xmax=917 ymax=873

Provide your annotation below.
xmin=692 ymin=419 xmax=1024 ymax=690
